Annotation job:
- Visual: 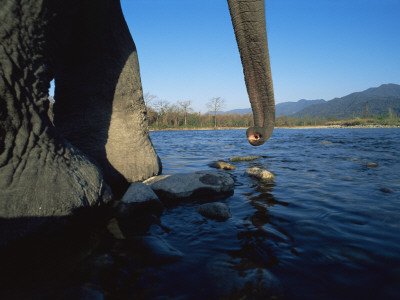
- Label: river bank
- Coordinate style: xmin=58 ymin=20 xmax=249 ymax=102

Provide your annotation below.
xmin=149 ymin=124 xmax=400 ymax=131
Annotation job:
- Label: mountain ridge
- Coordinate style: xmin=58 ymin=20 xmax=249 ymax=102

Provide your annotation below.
xmin=293 ymin=83 xmax=400 ymax=119
xmin=220 ymin=83 xmax=400 ymax=119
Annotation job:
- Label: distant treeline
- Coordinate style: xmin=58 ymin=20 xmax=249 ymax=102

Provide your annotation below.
xmin=145 ymin=101 xmax=399 ymax=129
xmin=146 ymin=107 xmax=255 ymax=129
xmin=145 ymin=94 xmax=254 ymax=129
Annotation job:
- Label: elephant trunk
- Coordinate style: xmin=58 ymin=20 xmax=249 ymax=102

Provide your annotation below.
xmin=227 ymin=0 xmax=275 ymax=146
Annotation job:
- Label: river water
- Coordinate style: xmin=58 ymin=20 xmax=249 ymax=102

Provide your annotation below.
xmin=145 ymin=128 xmax=400 ymax=299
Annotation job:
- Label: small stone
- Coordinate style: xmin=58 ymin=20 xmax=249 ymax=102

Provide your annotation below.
xmin=365 ymin=162 xmax=379 ymax=167
xmin=230 ymin=156 xmax=260 ymax=162
xmin=118 ymin=182 xmax=164 ymax=217
xmin=246 ymin=167 xmax=275 ymax=181
xmin=209 ymin=161 xmax=236 ymax=170
xmin=107 ymin=218 xmax=125 ymax=240
xmin=196 ymin=203 xmax=232 ymax=221
xmin=380 ymin=187 xmax=392 ymax=193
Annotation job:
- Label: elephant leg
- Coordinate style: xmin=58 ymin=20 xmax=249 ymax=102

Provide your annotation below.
xmin=53 ymin=0 xmax=161 ymax=196
xmin=0 ymin=1 xmax=112 ymax=246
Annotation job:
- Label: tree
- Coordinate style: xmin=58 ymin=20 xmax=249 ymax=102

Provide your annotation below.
xmin=178 ymin=100 xmax=192 ymax=126
xmin=388 ymin=107 xmax=397 ymax=120
xmin=143 ymin=92 xmax=157 ymax=108
xmin=206 ymin=103 xmax=212 ymax=126
xmin=207 ymin=97 xmax=225 ymax=128
xmin=166 ymin=104 xmax=180 ymax=127
xmin=363 ymin=102 xmax=370 ymax=119
xmin=153 ymin=100 xmax=170 ymax=126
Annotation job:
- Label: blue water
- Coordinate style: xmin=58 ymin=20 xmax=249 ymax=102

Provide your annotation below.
xmin=144 ymin=128 xmax=400 ymax=299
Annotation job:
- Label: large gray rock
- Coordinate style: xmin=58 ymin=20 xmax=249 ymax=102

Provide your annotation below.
xmin=147 ymin=171 xmax=234 ymax=202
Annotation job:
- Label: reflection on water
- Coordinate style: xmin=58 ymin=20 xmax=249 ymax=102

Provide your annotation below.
xmin=144 ymin=128 xmax=400 ymax=299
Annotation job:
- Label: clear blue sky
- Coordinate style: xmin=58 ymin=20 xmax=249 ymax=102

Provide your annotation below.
xmin=50 ymin=0 xmax=400 ymax=113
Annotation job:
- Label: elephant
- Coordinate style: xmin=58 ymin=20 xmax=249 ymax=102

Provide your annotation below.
xmin=0 ymin=0 xmax=275 ymax=246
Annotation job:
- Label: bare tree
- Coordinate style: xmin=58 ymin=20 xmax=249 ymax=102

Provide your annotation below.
xmin=207 ymin=97 xmax=225 ymax=128
xmin=178 ymin=100 xmax=192 ymax=126
xmin=167 ymin=104 xmax=180 ymax=127
xmin=206 ymin=102 xmax=212 ymax=126
xmin=153 ymin=100 xmax=170 ymax=126
xmin=143 ymin=92 xmax=157 ymax=108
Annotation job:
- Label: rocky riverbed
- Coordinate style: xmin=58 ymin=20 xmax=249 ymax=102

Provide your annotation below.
xmin=1 ymin=161 xmax=275 ymax=299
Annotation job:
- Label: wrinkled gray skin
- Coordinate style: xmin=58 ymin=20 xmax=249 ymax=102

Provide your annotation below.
xmin=0 ymin=0 xmax=274 ymax=246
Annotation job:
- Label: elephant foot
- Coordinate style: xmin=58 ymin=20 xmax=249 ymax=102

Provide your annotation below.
xmin=0 ymin=132 xmax=113 ymax=247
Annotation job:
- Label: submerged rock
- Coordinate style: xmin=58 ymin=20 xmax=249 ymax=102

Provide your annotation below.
xmin=118 ymin=182 xmax=164 ymax=217
xmin=246 ymin=167 xmax=275 ymax=181
xmin=364 ymin=162 xmax=379 ymax=167
xmin=380 ymin=187 xmax=392 ymax=193
xmin=114 ymin=182 xmax=165 ymax=237
xmin=147 ymin=171 xmax=234 ymax=202
xmin=107 ymin=218 xmax=125 ymax=240
xmin=118 ymin=214 xmax=161 ymax=238
xmin=78 ymin=254 xmax=115 ymax=286
xmin=207 ymin=255 xmax=283 ymax=299
xmin=57 ymin=284 xmax=104 ymax=300
xmin=209 ymin=161 xmax=236 ymax=170
xmin=140 ymin=235 xmax=183 ymax=265
xmin=196 ymin=203 xmax=232 ymax=221
xmin=230 ymin=156 xmax=260 ymax=162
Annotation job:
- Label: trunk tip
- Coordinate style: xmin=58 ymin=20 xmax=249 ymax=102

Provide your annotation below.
xmin=246 ymin=125 xmax=274 ymax=146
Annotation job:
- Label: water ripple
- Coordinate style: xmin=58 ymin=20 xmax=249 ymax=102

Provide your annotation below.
xmin=148 ymin=128 xmax=400 ymax=299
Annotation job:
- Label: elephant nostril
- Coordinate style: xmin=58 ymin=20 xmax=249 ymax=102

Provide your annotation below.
xmin=248 ymin=133 xmax=262 ymax=143
xmin=246 ymin=126 xmax=268 ymax=146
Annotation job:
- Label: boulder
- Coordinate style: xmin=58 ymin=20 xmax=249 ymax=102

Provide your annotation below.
xmin=209 ymin=161 xmax=236 ymax=170
xmin=246 ymin=167 xmax=275 ymax=182
xmin=196 ymin=203 xmax=232 ymax=221
xmin=118 ymin=182 xmax=164 ymax=217
xmin=147 ymin=171 xmax=234 ymax=202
